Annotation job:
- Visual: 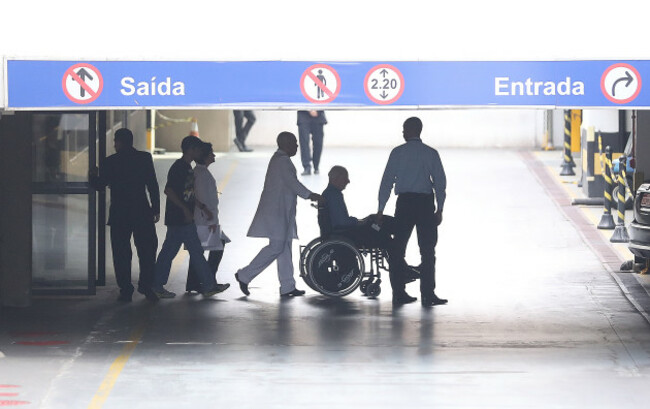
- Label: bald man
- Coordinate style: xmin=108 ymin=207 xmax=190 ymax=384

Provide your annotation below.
xmin=235 ymin=132 xmax=322 ymax=297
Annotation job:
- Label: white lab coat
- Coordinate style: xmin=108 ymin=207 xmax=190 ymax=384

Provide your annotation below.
xmin=247 ymin=150 xmax=312 ymax=240
xmin=193 ymin=164 xmax=230 ymax=250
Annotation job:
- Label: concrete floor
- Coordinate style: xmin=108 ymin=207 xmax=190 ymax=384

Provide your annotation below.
xmin=1 ymin=147 xmax=650 ymax=408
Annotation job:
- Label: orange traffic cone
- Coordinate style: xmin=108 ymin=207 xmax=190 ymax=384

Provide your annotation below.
xmin=190 ymin=118 xmax=200 ymax=137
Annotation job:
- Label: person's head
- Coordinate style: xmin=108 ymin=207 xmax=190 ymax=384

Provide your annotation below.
xmin=196 ymin=142 xmax=215 ymax=166
xmin=114 ymin=128 xmax=134 ymax=152
xmin=328 ymin=165 xmax=350 ymax=191
xmin=277 ymin=131 xmax=298 ymax=157
xmin=402 ymin=117 xmax=423 ymax=141
xmin=181 ymin=135 xmax=202 ymax=160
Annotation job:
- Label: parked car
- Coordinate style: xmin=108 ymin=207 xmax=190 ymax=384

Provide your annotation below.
xmin=628 ymin=183 xmax=650 ymax=263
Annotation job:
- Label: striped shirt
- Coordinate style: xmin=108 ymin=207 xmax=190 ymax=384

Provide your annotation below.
xmin=378 ymin=138 xmax=447 ymax=213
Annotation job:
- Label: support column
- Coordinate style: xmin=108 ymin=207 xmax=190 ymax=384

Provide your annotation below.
xmin=0 ymin=112 xmax=32 ymax=307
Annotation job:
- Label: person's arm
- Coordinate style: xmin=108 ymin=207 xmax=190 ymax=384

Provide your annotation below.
xmin=377 ymin=150 xmax=397 ymax=215
xmin=193 ymin=170 xmax=216 ymax=222
xmin=279 ymin=156 xmax=313 ymax=200
xmin=430 ymin=149 xmax=447 ymax=225
xmin=164 ymin=186 xmax=193 ymax=223
xmin=144 ymin=153 xmax=160 ymax=223
xmin=89 ymin=159 xmax=110 ymax=191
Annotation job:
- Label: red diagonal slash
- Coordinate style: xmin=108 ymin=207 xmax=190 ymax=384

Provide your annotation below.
xmin=68 ymin=69 xmax=96 ymax=98
xmin=306 ymin=70 xmax=334 ymax=99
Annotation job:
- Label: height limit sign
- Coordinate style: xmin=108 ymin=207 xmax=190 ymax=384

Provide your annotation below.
xmin=364 ymin=64 xmax=404 ymax=105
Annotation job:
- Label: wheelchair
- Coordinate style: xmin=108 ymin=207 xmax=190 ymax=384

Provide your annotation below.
xmin=298 ymin=204 xmax=388 ymax=297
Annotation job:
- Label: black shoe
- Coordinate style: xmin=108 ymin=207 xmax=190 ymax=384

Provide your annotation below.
xmin=281 ymin=288 xmax=306 ymax=297
xmin=421 ymin=294 xmax=448 ymax=307
xmin=215 ymin=283 xmax=230 ymax=293
xmin=314 ymin=168 xmax=319 ymax=174
xmin=117 ymin=293 xmax=133 ymax=302
xmin=392 ymin=292 xmax=417 ymax=306
xmin=233 ymin=138 xmax=245 ymax=152
xmin=242 ymin=145 xmax=253 ymax=152
xmin=301 ymin=168 xmax=311 ymax=176
xmin=138 ymin=287 xmax=160 ymax=302
xmin=235 ymin=273 xmax=250 ymax=296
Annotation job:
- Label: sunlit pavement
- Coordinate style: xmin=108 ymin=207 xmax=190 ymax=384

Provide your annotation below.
xmin=1 ymin=147 xmax=650 ymax=408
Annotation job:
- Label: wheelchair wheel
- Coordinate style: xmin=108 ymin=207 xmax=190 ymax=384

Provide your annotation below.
xmin=306 ymin=239 xmax=365 ymax=297
xmin=299 ymin=238 xmax=324 ymax=292
xmin=366 ymin=282 xmax=381 ymax=298
xmin=359 ymin=279 xmax=372 ymax=295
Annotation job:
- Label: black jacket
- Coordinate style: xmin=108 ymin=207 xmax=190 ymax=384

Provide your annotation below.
xmin=91 ymin=147 xmax=160 ymax=226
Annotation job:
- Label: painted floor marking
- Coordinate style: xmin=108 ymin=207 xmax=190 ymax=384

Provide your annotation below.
xmin=87 ymin=159 xmax=240 ymax=409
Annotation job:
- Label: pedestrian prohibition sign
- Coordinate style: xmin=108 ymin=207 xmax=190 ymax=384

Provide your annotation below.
xmin=300 ymin=64 xmax=340 ymax=104
xmin=62 ymin=63 xmax=103 ymax=104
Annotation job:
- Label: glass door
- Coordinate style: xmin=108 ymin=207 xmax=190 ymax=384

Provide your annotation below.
xmin=31 ymin=112 xmax=97 ymax=295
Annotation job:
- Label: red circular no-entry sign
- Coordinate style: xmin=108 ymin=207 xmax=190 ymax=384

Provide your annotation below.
xmin=300 ymin=64 xmax=341 ymax=104
xmin=62 ymin=63 xmax=103 ymax=104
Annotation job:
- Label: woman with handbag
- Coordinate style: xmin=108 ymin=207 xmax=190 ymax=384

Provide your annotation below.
xmin=186 ymin=142 xmax=231 ymax=294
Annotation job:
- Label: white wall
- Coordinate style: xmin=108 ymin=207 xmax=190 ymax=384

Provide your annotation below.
xmin=244 ymin=109 xmax=544 ymax=147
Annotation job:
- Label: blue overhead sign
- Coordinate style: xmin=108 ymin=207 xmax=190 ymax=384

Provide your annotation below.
xmin=4 ymin=60 xmax=649 ymax=109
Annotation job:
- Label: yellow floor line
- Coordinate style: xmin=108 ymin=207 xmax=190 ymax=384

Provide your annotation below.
xmin=87 ymin=325 xmax=145 ymax=409
xmin=87 ymin=159 xmax=239 ymax=409
xmin=536 ymin=152 xmax=632 ymax=262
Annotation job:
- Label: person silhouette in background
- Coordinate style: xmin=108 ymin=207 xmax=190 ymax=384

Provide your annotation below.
xmin=89 ymin=128 xmax=159 ymax=302
xmin=233 ymin=110 xmax=255 ymax=152
xmin=297 ymin=110 xmax=327 ymax=176
xmin=186 ymin=142 xmax=230 ymax=294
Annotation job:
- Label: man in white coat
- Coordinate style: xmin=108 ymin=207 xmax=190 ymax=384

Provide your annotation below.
xmin=235 ymin=131 xmax=321 ymax=297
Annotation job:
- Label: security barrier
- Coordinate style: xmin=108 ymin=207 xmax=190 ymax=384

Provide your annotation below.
xmin=597 ymin=146 xmax=616 ymax=230
xmin=580 ymin=128 xmax=628 ymax=198
xmin=611 ymin=156 xmax=630 ymax=243
xmin=560 ymin=110 xmax=576 ymax=176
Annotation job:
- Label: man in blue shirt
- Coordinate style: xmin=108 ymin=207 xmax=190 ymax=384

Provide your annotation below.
xmin=377 ymin=117 xmax=447 ymax=307
xmin=322 ymin=166 xmax=417 ymax=294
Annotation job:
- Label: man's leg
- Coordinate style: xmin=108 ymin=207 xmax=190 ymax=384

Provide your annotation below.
xmin=297 ymin=124 xmax=312 ymax=172
xmin=241 ymin=111 xmax=256 ymax=144
xmin=276 ymin=240 xmax=296 ymax=295
xmin=153 ymin=226 xmax=183 ymax=290
xmin=132 ymin=219 xmax=158 ymax=293
xmin=391 ymin=196 xmax=417 ymax=295
xmin=311 ymin=123 xmax=324 ymax=172
xmin=233 ymin=110 xmax=244 ymax=141
xmin=110 ymin=223 xmax=135 ymax=297
xmin=180 ymin=224 xmax=217 ymax=291
xmin=415 ymin=197 xmax=438 ymax=299
xmin=237 ymin=240 xmax=285 ymax=285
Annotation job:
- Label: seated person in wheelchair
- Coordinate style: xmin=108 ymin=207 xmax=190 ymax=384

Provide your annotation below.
xmin=321 ymin=166 xmax=419 ymax=286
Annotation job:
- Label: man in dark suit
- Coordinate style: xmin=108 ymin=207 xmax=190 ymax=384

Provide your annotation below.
xmin=297 ymin=110 xmax=327 ymax=175
xmin=90 ymin=128 xmax=160 ymax=302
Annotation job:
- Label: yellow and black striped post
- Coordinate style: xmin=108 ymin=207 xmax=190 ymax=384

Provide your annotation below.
xmin=610 ymin=156 xmax=630 ymax=243
xmin=597 ymin=146 xmax=615 ymax=229
xmin=560 ymin=109 xmax=576 ymax=176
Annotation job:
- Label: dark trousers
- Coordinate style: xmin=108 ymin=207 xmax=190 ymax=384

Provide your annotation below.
xmin=392 ymin=193 xmax=438 ymax=297
xmin=186 ymin=244 xmax=225 ymax=291
xmin=110 ymin=220 xmax=158 ymax=295
xmin=339 ymin=216 xmax=409 ymax=287
xmin=298 ymin=122 xmax=324 ymax=170
xmin=233 ymin=110 xmax=256 ymax=144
